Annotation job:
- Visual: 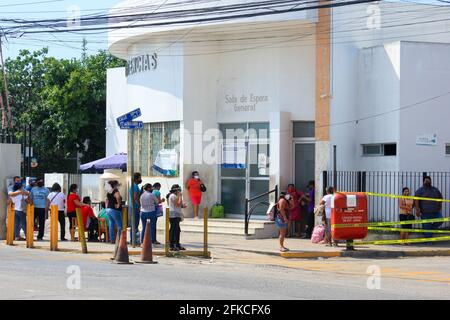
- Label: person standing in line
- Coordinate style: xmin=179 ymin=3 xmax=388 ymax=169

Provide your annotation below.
xmin=320 ymin=186 xmax=335 ymax=246
xmin=29 ymin=179 xmax=50 ymax=241
xmin=152 ymin=182 xmax=165 ymax=245
xmin=168 ymin=184 xmax=187 ymax=251
xmin=286 ymin=184 xmax=307 ymax=237
xmin=186 ymin=171 xmax=204 ymax=219
xmin=47 ymin=183 xmax=67 ymax=241
xmin=66 ymin=184 xmax=89 ymax=241
xmin=9 ymin=181 xmax=29 ymax=241
xmin=276 ymin=193 xmax=290 ymax=252
xmin=302 ymin=180 xmax=316 ymax=239
xmin=129 ymin=172 xmax=142 ymax=244
xmin=415 ymin=176 xmax=443 ymax=240
xmin=399 ymin=187 xmax=415 ymax=243
xmin=139 ymin=183 xmax=159 ymax=245
xmin=106 ymin=180 xmax=123 ymax=243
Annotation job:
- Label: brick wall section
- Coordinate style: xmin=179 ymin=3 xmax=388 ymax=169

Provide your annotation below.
xmin=315 ymin=4 xmax=331 ymax=141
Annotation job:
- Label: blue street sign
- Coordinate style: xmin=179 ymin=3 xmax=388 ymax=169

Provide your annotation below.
xmin=119 ymin=121 xmax=144 ymax=130
xmin=116 ymin=108 xmax=142 ymax=126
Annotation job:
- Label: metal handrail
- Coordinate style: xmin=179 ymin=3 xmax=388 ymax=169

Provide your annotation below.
xmin=244 ymin=185 xmax=278 ymax=235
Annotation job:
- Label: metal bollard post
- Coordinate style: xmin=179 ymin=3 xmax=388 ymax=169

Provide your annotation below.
xmin=122 ymin=206 xmax=128 ymax=232
xmin=50 ymin=205 xmax=58 ymax=251
xmin=165 ymin=208 xmax=170 ymax=257
xmin=26 ymin=205 xmax=34 ymax=248
xmin=76 ymin=208 xmax=88 ymax=254
xmin=6 ymin=203 xmax=15 ymax=245
xmin=203 ymin=207 xmax=208 ymax=258
xmin=346 ymin=239 xmax=355 ymax=251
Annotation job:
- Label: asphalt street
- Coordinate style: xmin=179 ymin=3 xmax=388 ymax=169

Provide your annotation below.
xmin=0 ymin=245 xmax=449 ymax=300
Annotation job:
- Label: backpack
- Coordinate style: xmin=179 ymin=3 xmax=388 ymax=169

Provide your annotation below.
xmin=266 ymin=203 xmax=278 ymax=221
xmin=311 ymin=225 xmax=325 ymax=244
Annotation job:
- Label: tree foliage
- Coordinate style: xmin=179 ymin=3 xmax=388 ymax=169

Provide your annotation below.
xmin=0 ymin=48 xmax=125 ymax=173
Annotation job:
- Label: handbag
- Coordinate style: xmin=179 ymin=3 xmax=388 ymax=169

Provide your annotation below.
xmin=200 ymin=184 xmax=207 ymax=193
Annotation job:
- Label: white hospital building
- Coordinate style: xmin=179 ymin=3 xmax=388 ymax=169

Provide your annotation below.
xmin=106 ymin=0 xmax=450 ymax=219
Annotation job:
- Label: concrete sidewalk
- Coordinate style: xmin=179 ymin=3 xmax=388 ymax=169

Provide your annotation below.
xmin=6 ymin=229 xmax=450 ymax=259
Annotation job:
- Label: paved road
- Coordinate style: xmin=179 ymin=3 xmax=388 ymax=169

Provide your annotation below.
xmin=0 ymin=245 xmax=449 ymax=300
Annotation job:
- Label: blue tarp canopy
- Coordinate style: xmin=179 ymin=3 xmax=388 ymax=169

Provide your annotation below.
xmin=80 ymin=153 xmax=127 ymax=172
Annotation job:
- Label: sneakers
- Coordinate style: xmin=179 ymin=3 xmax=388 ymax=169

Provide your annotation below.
xmin=178 ymin=246 xmax=186 ymax=251
xmin=170 ymin=247 xmax=179 ymax=251
xmin=152 ymin=241 xmax=161 ymax=245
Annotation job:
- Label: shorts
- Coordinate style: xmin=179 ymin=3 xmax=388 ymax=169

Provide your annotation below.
xmin=325 ymin=218 xmax=332 ymax=237
xmin=275 ymin=217 xmax=288 ymax=229
xmin=399 ymin=214 xmax=415 ymax=229
xmin=190 ymin=193 xmax=202 ymax=205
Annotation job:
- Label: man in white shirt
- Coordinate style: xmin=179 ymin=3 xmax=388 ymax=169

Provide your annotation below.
xmin=9 ymin=181 xmax=29 ymax=241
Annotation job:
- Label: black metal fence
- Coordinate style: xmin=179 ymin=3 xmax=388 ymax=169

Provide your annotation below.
xmin=323 ymin=171 xmax=450 ymax=227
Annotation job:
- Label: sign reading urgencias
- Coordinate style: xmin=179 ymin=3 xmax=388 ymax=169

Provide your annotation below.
xmin=126 ymin=53 xmax=158 ymax=77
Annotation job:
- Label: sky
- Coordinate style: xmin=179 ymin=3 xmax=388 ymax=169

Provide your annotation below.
xmin=0 ymin=0 xmax=443 ymax=60
xmin=1 ymin=0 xmax=122 ymax=59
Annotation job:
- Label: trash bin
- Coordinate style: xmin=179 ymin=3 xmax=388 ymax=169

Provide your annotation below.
xmin=331 ymin=192 xmax=368 ymax=240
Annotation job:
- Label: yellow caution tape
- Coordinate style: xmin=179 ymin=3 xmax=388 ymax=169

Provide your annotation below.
xmin=338 ymin=191 xmax=450 ymax=203
xmin=332 ymin=217 xmax=450 ymax=228
xmin=355 ymin=236 xmax=450 ymax=246
xmin=368 ymin=226 xmax=450 ymax=234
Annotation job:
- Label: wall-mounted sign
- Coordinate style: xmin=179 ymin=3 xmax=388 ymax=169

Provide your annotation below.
xmin=222 ymin=142 xmax=246 ymax=169
xmin=224 ymin=93 xmax=269 ymax=112
xmin=153 ymin=149 xmax=178 ymax=176
xmin=416 ymin=134 xmax=437 ymax=146
xmin=125 ymin=53 xmax=158 ymax=77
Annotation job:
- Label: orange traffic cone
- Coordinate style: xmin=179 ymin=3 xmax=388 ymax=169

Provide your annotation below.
xmin=114 ymin=230 xmax=133 ymax=264
xmin=110 ymin=230 xmax=120 ymax=261
xmin=135 ymin=220 xmax=157 ymax=264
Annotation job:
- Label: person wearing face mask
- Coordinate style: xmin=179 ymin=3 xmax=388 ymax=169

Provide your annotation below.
xmin=415 ymin=176 xmax=443 ymax=240
xmin=129 ymin=172 xmax=143 ymax=244
xmin=67 ymin=184 xmax=89 ymax=241
xmin=186 ymin=171 xmax=204 ymax=219
xmin=286 ymin=184 xmax=307 ymax=238
xmin=399 ymin=187 xmax=415 ymax=243
xmin=9 ymin=179 xmax=30 ymax=241
xmin=29 ymin=178 xmax=50 ymax=241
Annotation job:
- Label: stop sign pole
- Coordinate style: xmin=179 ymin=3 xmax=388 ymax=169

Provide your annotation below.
xmin=117 ymin=109 xmax=143 ymax=248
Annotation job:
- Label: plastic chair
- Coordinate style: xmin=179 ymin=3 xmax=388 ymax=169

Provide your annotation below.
xmin=98 ymin=218 xmax=109 ymax=243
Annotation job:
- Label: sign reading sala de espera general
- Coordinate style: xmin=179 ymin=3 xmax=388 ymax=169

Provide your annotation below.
xmin=126 ymin=53 xmax=158 ymax=77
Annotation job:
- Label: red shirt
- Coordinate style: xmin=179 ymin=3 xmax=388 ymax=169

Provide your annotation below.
xmin=67 ymin=193 xmax=81 ymax=213
xmin=187 ymin=178 xmax=202 ymax=197
xmin=81 ymin=206 xmax=95 ymax=227
xmin=288 ymin=190 xmax=304 ymax=221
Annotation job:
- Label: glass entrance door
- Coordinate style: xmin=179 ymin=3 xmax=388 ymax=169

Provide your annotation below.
xmin=294 ymin=143 xmax=315 ymax=192
xmin=220 ymin=123 xmax=270 ymax=215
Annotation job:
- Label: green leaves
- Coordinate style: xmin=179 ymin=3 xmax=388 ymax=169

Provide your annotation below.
xmin=1 ymin=48 xmax=125 ymax=173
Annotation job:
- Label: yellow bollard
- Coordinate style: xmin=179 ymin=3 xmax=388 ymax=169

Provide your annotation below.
xmin=6 ymin=203 xmax=15 ymax=245
xmin=165 ymin=208 xmax=170 ymax=257
xmin=122 ymin=206 xmax=128 ymax=231
xmin=76 ymin=208 xmax=88 ymax=254
xmin=50 ymin=205 xmax=59 ymax=251
xmin=203 ymin=207 xmax=208 ymax=258
xmin=26 ymin=205 xmax=34 ymax=248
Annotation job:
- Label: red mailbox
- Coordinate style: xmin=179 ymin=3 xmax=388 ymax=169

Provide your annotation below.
xmin=331 ymin=192 xmax=368 ymax=240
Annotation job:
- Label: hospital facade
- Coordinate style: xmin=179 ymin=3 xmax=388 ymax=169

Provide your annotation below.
xmin=106 ymin=0 xmax=450 ymax=217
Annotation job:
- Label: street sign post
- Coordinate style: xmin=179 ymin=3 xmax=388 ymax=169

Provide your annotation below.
xmin=116 ymin=108 xmax=142 ymax=127
xmin=117 ymin=108 xmax=144 ymax=248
